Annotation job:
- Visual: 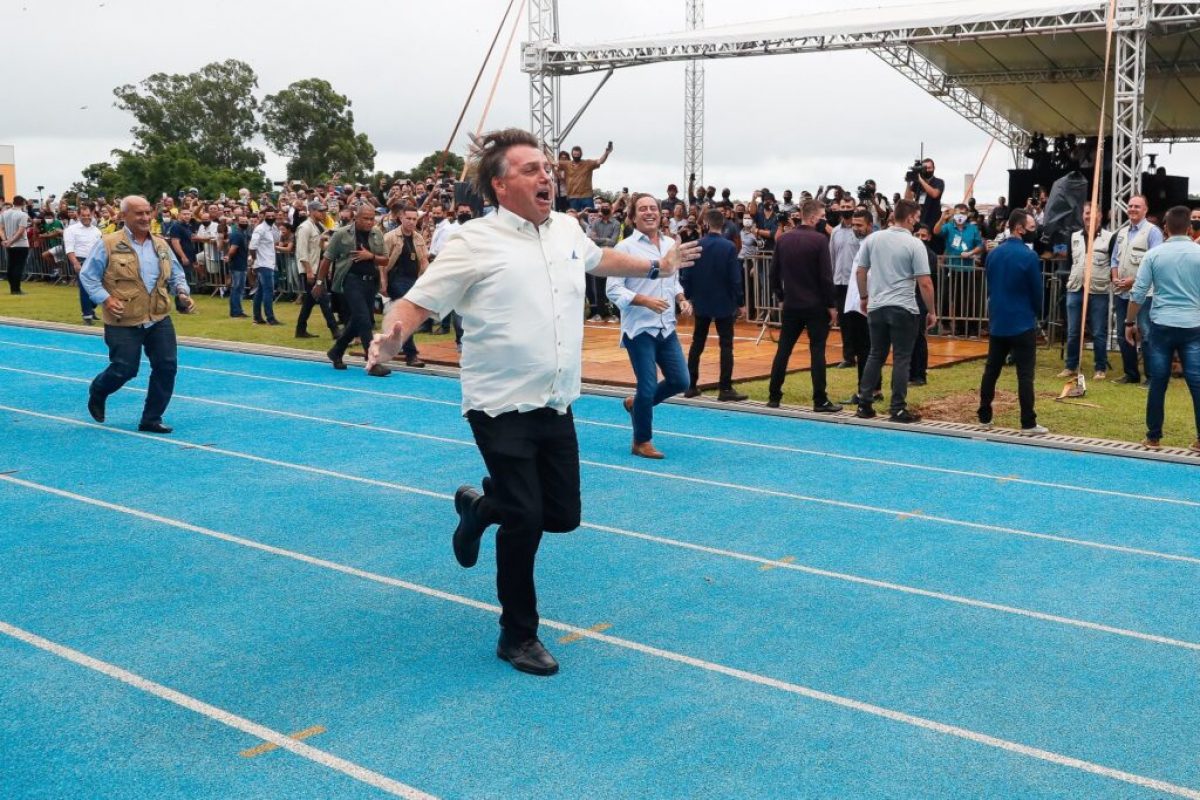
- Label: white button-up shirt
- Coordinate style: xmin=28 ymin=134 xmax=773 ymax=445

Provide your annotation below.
xmin=405 ymin=206 xmax=603 ymax=416
xmin=429 ymin=218 xmax=456 ymax=256
xmin=63 ymin=220 xmax=103 ymax=261
xmin=607 ymin=230 xmax=680 ymax=345
xmin=249 ymin=221 xmax=278 ymax=270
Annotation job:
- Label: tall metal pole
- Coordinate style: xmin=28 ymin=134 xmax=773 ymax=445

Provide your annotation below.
xmin=684 ymin=0 xmax=705 ymax=192
xmin=528 ymin=0 xmax=560 ymax=149
xmin=1109 ymin=0 xmax=1148 ymax=225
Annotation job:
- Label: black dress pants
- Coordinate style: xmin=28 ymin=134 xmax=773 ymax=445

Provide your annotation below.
xmin=977 ymin=327 xmax=1038 ymax=429
xmin=5 ymin=247 xmax=28 ymax=293
xmin=330 ymin=273 xmax=377 ymax=360
xmin=296 ymin=276 xmax=338 ymax=335
xmin=768 ymin=307 xmax=831 ymax=404
xmin=688 ymin=315 xmax=735 ymax=390
xmin=466 ymin=407 xmax=581 ymax=642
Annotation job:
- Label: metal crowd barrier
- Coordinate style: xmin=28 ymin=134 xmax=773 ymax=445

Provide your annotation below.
xmin=202 ymin=241 xmax=228 ymax=296
xmin=275 ymin=252 xmax=302 ymax=300
xmin=742 ymin=253 xmax=779 ymax=343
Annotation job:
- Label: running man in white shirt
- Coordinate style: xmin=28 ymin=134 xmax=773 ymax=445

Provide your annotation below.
xmin=368 ymin=129 xmax=700 ymax=676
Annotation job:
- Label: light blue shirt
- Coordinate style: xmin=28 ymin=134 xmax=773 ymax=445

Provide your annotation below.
xmin=80 ymin=227 xmax=189 ymax=306
xmin=1131 ymin=235 xmax=1200 ymax=329
xmin=607 ymin=230 xmax=680 ymax=346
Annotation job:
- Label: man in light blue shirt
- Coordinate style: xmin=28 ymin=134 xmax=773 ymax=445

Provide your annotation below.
xmin=80 ymin=195 xmax=191 ymax=434
xmin=1126 ymin=205 xmax=1200 ymax=450
xmin=607 ymin=193 xmax=691 ymax=458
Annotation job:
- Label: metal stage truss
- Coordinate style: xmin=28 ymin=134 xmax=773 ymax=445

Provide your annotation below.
xmin=523 ymin=0 xmax=1200 ymax=224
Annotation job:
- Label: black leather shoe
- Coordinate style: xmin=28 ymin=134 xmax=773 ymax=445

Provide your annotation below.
xmin=683 ymin=387 xmax=701 ymax=398
xmin=295 ymin=331 xmax=318 ymax=339
xmin=765 ymin=399 xmax=781 ymax=409
xmin=87 ymin=392 xmax=106 ymax=423
xmin=453 ymin=485 xmax=489 ymax=568
xmin=835 ymin=360 xmax=855 ymax=369
xmin=717 ymin=389 xmax=748 ymax=402
xmin=855 ymin=405 xmax=876 ymax=419
xmin=138 ymin=421 xmax=173 ymax=434
xmin=267 ymin=319 xmax=283 ymax=326
xmin=813 ymin=400 xmax=843 ymax=413
xmin=889 ymin=409 xmax=922 ymax=423
xmin=497 ymin=635 xmax=559 ymax=676
xmin=326 ymin=348 xmax=347 ymax=370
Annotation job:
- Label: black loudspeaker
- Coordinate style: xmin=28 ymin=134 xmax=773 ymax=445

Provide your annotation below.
xmin=1141 ymin=173 xmax=1189 ymax=216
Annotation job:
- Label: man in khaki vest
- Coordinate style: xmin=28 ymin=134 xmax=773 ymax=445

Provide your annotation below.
xmin=1110 ymin=194 xmax=1164 ymax=384
xmin=79 ymin=195 xmax=193 ymax=433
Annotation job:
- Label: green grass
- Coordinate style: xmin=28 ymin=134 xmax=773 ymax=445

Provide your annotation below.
xmin=2 ymin=281 xmax=1197 ymax=449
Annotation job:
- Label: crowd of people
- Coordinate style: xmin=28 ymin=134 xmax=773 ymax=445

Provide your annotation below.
xmin=3 ymin=150 xmax=1200 ymax=452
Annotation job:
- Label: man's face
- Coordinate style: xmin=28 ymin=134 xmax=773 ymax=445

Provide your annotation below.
xmin=916 ymin=228 xmax=931 ymax=243
xmin=354 ymin=207 xmax=376 ymax=232
xmin=634 ymin=197 xmax=660 ymax=235
xmin=1190 ymin=208 xmax=1200 ymax=234
xmin=599 ymin=205 xmax=612 ymax=217
xmin=431 ymin=208 xmax=445 ymax=223
xmin=667 ymin=187 xmax=677 ymax=198
xmin=783 ymin=191 xmax=792 ymax=203
xmin=571 ymin=148 xmax=582 ymax=162
xmin=1083 ymin=205 xmax=1095 ymax=231
xmin=852 ymin=216 xmax=871 ymax=238
xmin=733 ymin=204 xmax=746 ymax=216
xmin=236 ymin=214 xmax=249 ymax=228
xmin=199 ymin=212 xmax=210 ymax=224
xmin=1127 ymin=196 xmax=1147 ymax=224
xmin=400 ymin=210 xmax=418 ymax=234
xmin=922 ymin=159 xmax=935 ymax=177
xmin=456 ymin=204 xmax=472 ymax=220
xmin=180 ymin=209 xmax=193 ymax=223
xmin=493 ymin=145 xmax=555 ymax=223
xmin=79 ymin=209 xmax=93 ymax=227
xmin=123 ymin=197 xmax=153 ymax=234
xmin=264 ymin=213 xmax=276 ymax=225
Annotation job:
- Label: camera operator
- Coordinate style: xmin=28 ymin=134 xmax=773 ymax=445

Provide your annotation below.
xmin=904 ymin=157 xmax=945 ymax=231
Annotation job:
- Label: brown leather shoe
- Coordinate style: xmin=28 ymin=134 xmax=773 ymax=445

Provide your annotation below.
xmin=631 ymin=440 xmax=665 ymax=459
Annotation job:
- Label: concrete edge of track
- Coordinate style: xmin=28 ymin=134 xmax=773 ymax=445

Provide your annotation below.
xmin=3 ymin=314 xmax=1197 ymax=468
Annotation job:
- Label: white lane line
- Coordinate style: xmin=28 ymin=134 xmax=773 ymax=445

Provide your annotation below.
xmin=2 ymin=337 xmax=1195 ymax=509
xmin=0 ymin=618 xmax=435 ymax=800
xmin=1 ymin=408 xmax=1197 ymax=654
xmin=1 ymin=474 xmax=1196 ymax=800
xmin=2 ymin=374 xmax=1195 ymax=569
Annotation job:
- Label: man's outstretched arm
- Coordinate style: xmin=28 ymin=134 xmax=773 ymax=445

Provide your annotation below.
xmin=369 ymin=299 xmax=434 ymax=368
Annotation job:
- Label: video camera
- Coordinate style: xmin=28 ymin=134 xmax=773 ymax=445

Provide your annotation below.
xmin=904 ymin=159 xmax=927 ymax=185
xmin=856 ymin=183 xmax=875 ymax=202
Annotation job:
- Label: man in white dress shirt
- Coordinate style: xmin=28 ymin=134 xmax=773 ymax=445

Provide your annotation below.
xmin=368 ymin=129 xmax=699 ymax=676
xmin=65 ymin=207 xmax=104 ymax=324
xmin=608 ymin=193 xmax=691 ymax=459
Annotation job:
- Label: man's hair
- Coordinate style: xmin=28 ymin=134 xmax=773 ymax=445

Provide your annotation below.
xmin=629 ymin=193 xmax=659 ymax=213
xmin=1163 ymin=205 xmax=1192 ymax=236
xmin=12 ymin=195 xmax=25 ymax=206
xmin=703 ymin=209 xmax=724 ymax=231
xmin=893 ymin=199 xmax=920 ymax=223
xmin=799 ymin=199 xmax=823 ymax=220
xmin=1008 ymin=209 xmax=1032 ymax=230
xmin=119 ymin=195 xmax=148 ymax=213
xmin=954 ymin=203 xmax=969 ymax=212
xmin=852 ymin=209 xmax=873 ymax=223
xmin=471 ymin=128 xmax=542 ymax=207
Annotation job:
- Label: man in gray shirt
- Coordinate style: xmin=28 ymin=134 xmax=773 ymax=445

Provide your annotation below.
xmin=829 ymin=206 xmax=862 ymax=366
xmin=853 ymin=199 xmax=936 ymax=422
xmin=586 ymin=202 xmax=621 ymax=321
xmin=1 ymin=195 xmax=31 ymax=295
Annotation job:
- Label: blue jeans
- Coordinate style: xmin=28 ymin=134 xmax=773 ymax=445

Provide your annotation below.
xmin=90 ymin=316 xmax=178 ymax=424
xmin=78 ymin=280 xmax=96 ymax=319
xmin=229 ymin=269 xmax=247 ymax=316
xmin=1144 ymin=322 xmax=1200 ymax=441
xmin=1064 ymin=291 xmax=1110 ymax=372
xmin=624 ymin=331 xmax=689 ymax=444
xmin=253 ymin=267 xmax=276 ymax=322
xmin=569 ymin=197 xmax=595 ymax=212
xmin=1113 ymin=295 xmax=1152 ymax=381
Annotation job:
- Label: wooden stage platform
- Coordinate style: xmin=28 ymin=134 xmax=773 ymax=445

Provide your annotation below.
xmin=408 ymin=320 xmax=990 ymax=390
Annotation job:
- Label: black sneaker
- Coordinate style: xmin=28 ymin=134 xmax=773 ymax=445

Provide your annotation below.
xmin=717 ymin=389 xmax=748 ymax=402
xmin=855 ymin=405 xmax=876 ymax=419
xmin=889 ymin=409 xmax=922 ymax=423
xmin=813 ymin=400 xmax=843 ymax=413
xmin=683 ymin=387 xmax=701 ymax=398
xmin=765 ymin=399 xmax=781 ymax=409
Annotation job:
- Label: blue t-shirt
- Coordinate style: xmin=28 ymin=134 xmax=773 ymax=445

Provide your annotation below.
xmin=941 ymin=222 xmax=982 ymax=270
xmin=226 ymin=227 xmax=249 ymax=271
xmin=167 ymin=220 xmax=196 ymax=262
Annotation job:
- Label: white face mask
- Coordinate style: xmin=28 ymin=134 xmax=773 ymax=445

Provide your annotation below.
xmin=953 ymin=213 xmax=968 ymax=225
xmin=743 ymin=217 xmax=754 ymax=228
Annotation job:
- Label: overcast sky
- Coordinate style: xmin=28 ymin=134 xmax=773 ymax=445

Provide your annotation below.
xmin=4 ymin=0 xmax=1197 ymax=204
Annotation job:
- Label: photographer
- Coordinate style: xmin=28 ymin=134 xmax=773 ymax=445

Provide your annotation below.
xmin=904 ymin=158 xmax=945 ymax=231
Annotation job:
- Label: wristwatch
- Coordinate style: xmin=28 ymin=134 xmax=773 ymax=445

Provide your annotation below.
xmin=315 ymin=279 xmax=325 ymax=286
xmin=1124 ymin=321 xmax=1136 ymax=327
xmin=647 ymin=259 xmax=660 ymax=280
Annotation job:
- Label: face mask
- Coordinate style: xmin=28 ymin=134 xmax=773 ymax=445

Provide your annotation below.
xmin=953 ymin=213 xmax=967 ymax=225
xmin=457 ymin=213 xmax=471 ymax=224
xmin=238 ymin=223 xmax=249 ymax=231
xmin=1022 ymin=230 xmax=1037 ymax=244
xmin=743 ymin=218 xmax=753 ymax=228
xmin=1191 ymin=219 xmax=1200 ymax=232
xmin=816 ymin=219 xmax=829 ymax=234
xmin=601 ymin=208 xmax=611 ymax=216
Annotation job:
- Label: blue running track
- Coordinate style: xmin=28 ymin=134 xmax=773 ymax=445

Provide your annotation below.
xmin=0 ymin=322 xmax=1197 ymax=799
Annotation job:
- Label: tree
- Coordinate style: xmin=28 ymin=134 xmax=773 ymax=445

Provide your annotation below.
xmin=409 ymin=151 xmax=465 ymax=182
xmin=261 ymin=79 xmax=377 ymax=185
xmin=113 ymin=60 xmax=264 ymax=172
xmin=68 ymin=145 xmax=267 ymax=202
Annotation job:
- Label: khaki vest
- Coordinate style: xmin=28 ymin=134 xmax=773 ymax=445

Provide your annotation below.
xmin=1068 ymin=228 xmax=1113 ymax=294
xmin=100 ymin=231 xmax=173 ymax=327
xmin=1114 ymin=223 xmax=1154 ymax=282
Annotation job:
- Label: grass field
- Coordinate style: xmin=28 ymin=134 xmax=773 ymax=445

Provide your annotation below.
xmin=2 ymin=281 xmax=1196 ymax=448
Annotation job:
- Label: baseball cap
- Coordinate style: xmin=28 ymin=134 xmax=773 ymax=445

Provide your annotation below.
xmin=307 ymin=200 xmax=327 ymax=212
